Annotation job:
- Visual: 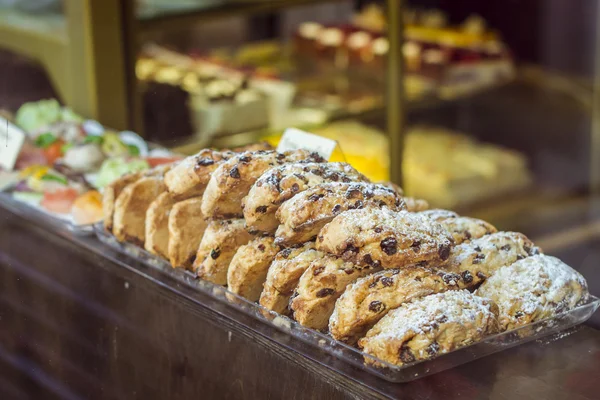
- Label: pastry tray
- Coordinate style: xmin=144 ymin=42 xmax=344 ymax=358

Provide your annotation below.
xmin=0 ymin=191 xmax=95 ymax=235
xmin=94 ymin=224 xmax=599 ymax=383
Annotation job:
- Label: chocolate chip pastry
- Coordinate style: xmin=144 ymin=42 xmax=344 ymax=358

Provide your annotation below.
xmin=402 ymin=197 xmax=430 ymax=212
xmin=329 ymin=267 xmax=459 ymax=344
xmin=316 ymin=208 xmax=454 ymax=269
xmin=420 ymin=209 xmax=497 ymax=244
xmin=359 ymin=291 xmax=500 ymax=367
xmin=289 ymin=255 xmax=381 ymax=330
xmin=103 ymin=171 xmax=143 ymax=233
xmin=164 ymin=149 xmax=236 ymax=199
xmin=167 ymin=197 xmax=207 ymax=269
xmin=145 ymin=192 xmax=177 ymax=259
xmin=243 ymin=162 xmax=369 ymax=233
xmin=476 ymin=254 xmax=589 ymax=331
xmin=437 ymin=231 xmax=541 ymax=288
xmin=260 ymin=242 xmax=324 ymax=315
xmin=275 ymin=182 xmax=405 ymax=246
xmin=227 ymin=236 xmax=280 ymax=301
xmin=201 ymin=150 xmax=325 ymax=219
xmin=194 ymin=219 xmax=254 ymax=285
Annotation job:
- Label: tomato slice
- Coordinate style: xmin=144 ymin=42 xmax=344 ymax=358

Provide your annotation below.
xmin=41 ymin=187 xmax=79 ymax=214
xmin=43 ymin=140 xmax=66 ymax=165
xmin=145 ymin=156 xmax=182 ymax=168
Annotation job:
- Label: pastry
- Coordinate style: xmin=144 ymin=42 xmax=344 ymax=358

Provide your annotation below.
xmin=359 ymin=290 xmax=499 ymax=367
xmin=316 ymin=208 xmax=454 ymax=269
xmin=227 ymin=236 xmax=280 ymax=301
xmin=275 ymin=182 xmax=405 ymax=246
xmin=289 ymin=255 xmax=380 ymax=330
xmin=437 ymin=216 xmax=497 ymax=244
xmin=403 ymin=197 xmax=429 ymax=212
xmin=145 ymin=192 xmax=177 ymax=259
xmin=194 ymin=219 xmax=254 ymax=284
xmin=439 ymin=231 xmax=541 ymax=288
xmin=260 ymin=242 xmax=323 ymax=315
xmin=201 ymin=150 xmax=325 ymax=219
xmin=419 ymin=209 xmax=459 ymax=221
xmin=113 ymin=176 xmax=167 ymax=246
xmin=233 ymin=142 xmax=274 ymax=152
xmin=164 ymin=149 xmax=236 ymax=199
xmin=476 ymin=254 xmax=588 ymax=331
xmin=329 ymin=267 xmax=458 ymax=344
xmin=168 ymin=197 xmax=207 ymax=269
xmin=102 ymin=171 xmax=142 ymax=233
xmin=243 ymin=162 xmax=369 ymax=233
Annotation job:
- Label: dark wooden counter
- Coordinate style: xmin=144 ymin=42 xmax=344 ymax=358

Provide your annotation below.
xmin=1 ymin=206 xmax=600 ymax=400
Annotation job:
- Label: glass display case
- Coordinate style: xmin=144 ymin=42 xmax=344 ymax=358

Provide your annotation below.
xmin=2 ymin=1 xmax=600 ymax=398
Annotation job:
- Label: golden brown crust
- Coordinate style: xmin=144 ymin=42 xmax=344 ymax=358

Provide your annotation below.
xmin=227 ymin=237 xmax=280 ymax=301
xmin=329 ymin=267 xmax=456 ymax=344
xmin=243 ymin=163 xmax=368 ymax=233
xmin=289 ymin=255 xmax=380 ymax=330
xmin=102 ymin=172 xmax=143 ymax=232
xmin=201 ymin=150 xmax=325 ymax=219
xmin=438 ymin=231 xmax=540 ymax=289
xmin=145 ymin=192 xmax=177 ymax=259
xmin=316 ymin=208 xmax=454 ymax=269
xmin=168 ymin=197 xmax=208 ymax=269
xmin=259 ymin=242 xmax=322 ymax=315
xmin=403 ymin=197 xmax=430 ymax=212
xmin=164 ymin=149 xmax=236 ymax=199
xmin=359 ymin=291 xmax=499 ymax=367
xmin=113 ymin=176 xmax=167 ymax=245
xmin=275 ymin=183 xmax=405 ymax=246
xmin=194 ymin=219 xmax=254 ymax=284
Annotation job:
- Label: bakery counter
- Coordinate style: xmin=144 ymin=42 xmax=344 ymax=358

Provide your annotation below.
xmin=2 ymin=206 xmax=600 ymax=400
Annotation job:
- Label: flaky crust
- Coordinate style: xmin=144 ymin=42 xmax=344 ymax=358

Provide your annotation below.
xmin=360 ymin=291 xmax=499 ymax=367
xmin=201 ymin=150 xmax=325 ymax=219
xmin=164 ymin=149 xmax=236 ymax=199
xmin=476 ymin=255 xmax=588 ymax=331
xmin=290 ymin=255 xmax=380 ymax=330
xmin=227 ymin=237 xmax=280 ymax=301
xmin=194 ymin=219 xmax=254 ymax=284
xmin=243 ymin=162 xmax=368 ymax=233
xmin=316 ymin=209 xmax=454 ymax=269
xmin=168 ymin=197 xmax=207 ymax=269
xmin=275 ymin=183 xmax=405 ymax=246
xmin=113 ymin=176 xmax=167 ymax=246
xmin=259 ymin=242 xmax=322 ymax=315
xmin=438 ymin=231 xmax=541 ymax=289
xmin=145 ymin=192 xmax=177 ymax=259
xmin=329 ymin=267 xmax=458 ymax=344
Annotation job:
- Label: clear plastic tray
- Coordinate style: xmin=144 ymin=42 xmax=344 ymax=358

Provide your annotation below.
xmin=0 ymin=192 xmax=95 ymax=235
xmin=94 ymin=224 xmax=600 ymax=382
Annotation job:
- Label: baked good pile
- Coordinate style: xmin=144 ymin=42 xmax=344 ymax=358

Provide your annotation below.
xmin=102 ymin=145 xmax=590 ymax=367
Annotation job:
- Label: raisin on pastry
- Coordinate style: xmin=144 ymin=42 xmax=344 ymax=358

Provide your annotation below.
xmin=227 ymin=237 xmax=280 ymax=301
xmin=194 ymin=219 xmax=254 ymax=285
xmin=289 ymin=255 xmax=381 ymax=330
xmin=439 ymin=231 xmax=541 ymax=288
xmin=201 ymin=150 xmax=325 ymax=219
xmin=145 ymin=192 xmax=177 ymax=259
xmin=476 ymin=254 xmax=588 ymax=331
xmin=164 ymin=149 xmax=236 ymax=199
xmin=276 ymin=183 xmax=406 ymax=246
xmin=316 ymin=208 xmax=454 ymax=269
xmin=419 ymin=209 xmax=497 ymax=244
xmin=243 ymin=162 xmax=369 ymax=233
xmin=260 ymin=242 xmax=323 ymax=315
xmin=329 ymin=267 xmax=458 ymax=344
xmin=359 ymin=291 xmax=499 ymax=367
xmin=168 ymin=197 xmax=207 ymax=270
